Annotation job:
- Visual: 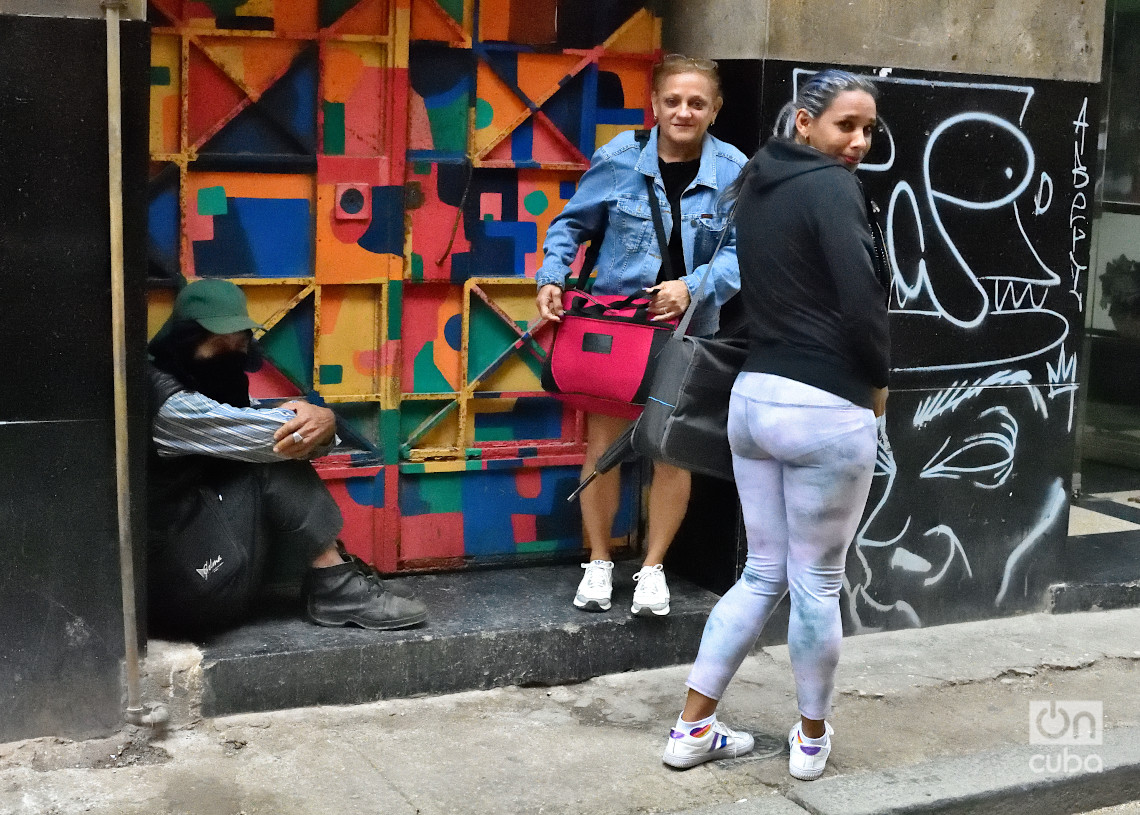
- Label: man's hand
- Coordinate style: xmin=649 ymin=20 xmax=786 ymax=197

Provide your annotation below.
xmin=645 ymin=281 xmax=690 ymax=322
xmin=871 ymin=386 xmax=888 ymax=418
xmin=536 ymin=284 xmax=565 ymax=322
xmin=273 ymin=401 xmax=337 ymax=458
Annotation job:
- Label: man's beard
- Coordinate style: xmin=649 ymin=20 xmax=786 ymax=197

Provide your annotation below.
xmin=184 ymin=351 xmax=251 ymax=408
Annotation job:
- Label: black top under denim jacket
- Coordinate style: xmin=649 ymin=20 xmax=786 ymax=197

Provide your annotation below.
xmin=656 ymin=157 xmax=700 ymax=284
xmin=733 ymin=137 xmax=891 ymax=411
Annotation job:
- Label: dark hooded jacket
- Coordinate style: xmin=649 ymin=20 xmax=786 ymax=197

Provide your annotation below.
xmin=734 ymin=137 xmax=890 ymax=410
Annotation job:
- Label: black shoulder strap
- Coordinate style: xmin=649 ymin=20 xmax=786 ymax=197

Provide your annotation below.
xmin=568 ymin=129 xmax=654 ymax=291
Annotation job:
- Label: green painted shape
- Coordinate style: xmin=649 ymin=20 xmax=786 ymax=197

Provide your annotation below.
xmin=468 ymin=306 xmax=544 ymax=382
xmin=410 ymin=253 xmax=424 ymax=283
xmin=202 ymin=0 xmax=244 ymax=16
xmin=387 ymin=281 xmax=402 ymax=341
xmin=412 ymin=342 xmax=454 ymax=393
xmin=197 ymin=186 xmax=228 ymax=216
xmin=523 ymin=190 xmax=549 ymax=216
xmin=318 ymin=364 xmax=343 ymax=385
xmin=380 ymin=409 xmax=401 ymax=465
xmin=482 ymin=213 xmax=493 ymax=221
xmin=474 ymin=98 xmax=493 ymax=130
xmin=413 ymin=161 xmax=431 ymax=175
xmin=411 ymin=471 xmax=463 ymax=513
xmin=260 ymin=324 xmax=309 ymax=391
xmin=322 ymin=102 xmax=346 ymax=155
xmin=426 ymin=93 xmax=469 ymax=153
xmin=517 ymin=539 xmax=567 ymax=554
xmin=319 ymin=0 xmax=360 ymax=28
xmin=401 ymin=462 xmax=426 ymax=474
xmin=435 ymin=0 xmax=463 ymax=23
xmin=474 ymin=424 xmax=512 ymax=442
xmin=150 ymin=66 xmax=171 ymax=86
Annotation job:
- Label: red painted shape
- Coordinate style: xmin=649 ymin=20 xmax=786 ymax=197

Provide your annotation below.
xmin=514 ymin=467 xmax=543 ymax=499
xmin=400 ymin=512 xmax=465 ymax=562
xmin=248 ymin=359 xmax=304 ymax=399
xmin=510 ymin=513 xmax=538 ymax=544
xmin=187 ymin=43 xmax=250 ymax=149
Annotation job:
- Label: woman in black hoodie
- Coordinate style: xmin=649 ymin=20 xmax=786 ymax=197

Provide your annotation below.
xmin=662 ymin=70 xmax=889 ymax=780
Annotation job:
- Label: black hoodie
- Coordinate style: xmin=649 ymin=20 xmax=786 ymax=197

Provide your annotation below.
xmin=734 ymin=137 xmax=890 ymax=410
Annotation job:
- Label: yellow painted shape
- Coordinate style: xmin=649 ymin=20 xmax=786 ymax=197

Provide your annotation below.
xmin=595 ymin=123 xmax=639 ymax=150
xmin=604 ymin=8 xmax=660 ymax=53
xmin=239 ymin=0 xmax=275 ymax=16
xmin=195 ymin=36 xmax=305 ymax=100
xmin=150 ymin=34 xmax=181 ymax=155
xmin=473 ymin=61 xmax=529 ymax=155
xmin=317 ymin=285 xmax=383 ymax=397
xmin=467 ymin=282 xmax=543 ymax=393
xmin=515 ymin=53 xmax=583 ymax=107
xmin=146 ymin=289 xmax=176 ymax=339
xmin=241 ymin=284 xmax=309 ymax=328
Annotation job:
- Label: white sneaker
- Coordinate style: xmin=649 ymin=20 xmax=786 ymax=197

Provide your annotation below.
xmin=631 ymin=564 xmax=669 ymax=616
xmin=663 ymin=719 xmax=755 ymax=769
xmin=574 ymin=560 xmax=613 ymax=611
xmin=788 ymin=721 xmax=834 ymax=780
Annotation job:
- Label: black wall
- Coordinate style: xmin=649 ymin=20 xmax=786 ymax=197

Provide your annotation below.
xmin=0 ymin=15 xmax=150 ymax=742
xmin=709 ymin=61 xmax=1095 ymax=630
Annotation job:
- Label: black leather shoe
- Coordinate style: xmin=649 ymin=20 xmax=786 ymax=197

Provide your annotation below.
xmin=334 ymin=540 xmax=416 ymax=599
xmin=305 ymin=560 xmax=428 ymax=630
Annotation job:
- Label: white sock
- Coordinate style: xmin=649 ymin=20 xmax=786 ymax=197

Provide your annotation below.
xmin=676 ymin=712 xmax=716 ymax=734
xmin=798 ymin=725 xmax=828 ymax=745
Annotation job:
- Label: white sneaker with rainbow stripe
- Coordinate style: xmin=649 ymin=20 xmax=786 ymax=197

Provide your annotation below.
xmin=788 ymin=720 xmax=834 ymax=780
xmin=662 ymin=719 xmax=755 ymax=769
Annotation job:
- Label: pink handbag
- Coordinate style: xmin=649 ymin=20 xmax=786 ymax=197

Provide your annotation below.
xmin=540 ymin=289 xmax=676 ymax=419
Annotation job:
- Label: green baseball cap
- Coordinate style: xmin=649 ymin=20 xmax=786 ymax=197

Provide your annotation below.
xmin=167 ymin=279 xmax=260 ymax=335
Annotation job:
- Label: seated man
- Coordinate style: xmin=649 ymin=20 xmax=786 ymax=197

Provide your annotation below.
xmin=146 ymin=279 xmax=426 ymax=637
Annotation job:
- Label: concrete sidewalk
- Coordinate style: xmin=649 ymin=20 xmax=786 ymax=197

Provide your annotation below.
xmin=2 ymin=607 xmax=1139 ymax=815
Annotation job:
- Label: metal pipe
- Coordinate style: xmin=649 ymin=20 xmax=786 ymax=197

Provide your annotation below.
xmin=103 ymin=0 xmax=168 ymax=730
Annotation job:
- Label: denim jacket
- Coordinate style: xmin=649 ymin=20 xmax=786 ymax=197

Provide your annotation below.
xmin=536 ymin=127 xmax=747 ymax=337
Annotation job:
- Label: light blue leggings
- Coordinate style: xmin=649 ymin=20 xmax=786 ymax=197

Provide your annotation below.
xmin=686 ymin=373 xmax=877 ymax=720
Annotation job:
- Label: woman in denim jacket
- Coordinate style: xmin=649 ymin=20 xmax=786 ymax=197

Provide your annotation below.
xmin=535 ymin=54 xmax=747 ymax=618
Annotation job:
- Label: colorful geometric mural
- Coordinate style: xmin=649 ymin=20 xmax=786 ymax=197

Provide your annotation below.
xmin=146 ymin=0 xmax=659 ymax=571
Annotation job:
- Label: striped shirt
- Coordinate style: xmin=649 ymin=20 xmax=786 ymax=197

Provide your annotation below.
xmin=153 ymin=391 xmax=334 ymax=462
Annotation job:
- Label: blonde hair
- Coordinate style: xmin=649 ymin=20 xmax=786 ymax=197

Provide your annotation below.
xmin=651 ymin=53 xmax=722 ymax=100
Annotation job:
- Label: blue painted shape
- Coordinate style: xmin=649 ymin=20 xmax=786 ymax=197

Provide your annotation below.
xmin=193 ymin=197 xmax=312 ymax=277
xmin=473 ymin=400 xmax=562 ymax=440
xmin=421 ymin=78 xmax=471 ymax=109
xmin=345 ymin=475 xmax=384 ymax=508
xmin=443 ymin=313 xmax=462 ymax=351
xmin=559 ymin=180 xmax=577 ymax=200
xmin=596 ymin=107 xmax=643 ymax=125
xmin=265 ymin=48 xmax=318 ymax=151
xmin=357 ymin=186 xmax=404 ymax=255
xmin=199 ymin=47 xmax=317 ymax=157
xmin=541 ymin=68 xmax=587 ymax=153
xmin=460 ymin=471 xmax=522 ymax=555
xmin=511 ymin=119 xmax=533 ymax=161
xmin=450 ymin=251 xmax=473 ymax=285
xmin=399 ymin=478 xmax=431 ymax=516
xmin=147 ymin=184 xmax=179 ymax=275
xmin=483 ymin=219 xmax=537 ymax=275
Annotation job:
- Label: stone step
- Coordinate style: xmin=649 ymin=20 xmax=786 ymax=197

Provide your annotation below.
xmin=185 ymin=561 xmax=718 ymax=718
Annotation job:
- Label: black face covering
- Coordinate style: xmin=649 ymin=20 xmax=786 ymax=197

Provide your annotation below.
xmin=149 ymin=321 xmax=256 ymax=408
xmin=184 ymin=351 xmax=251 ymax=408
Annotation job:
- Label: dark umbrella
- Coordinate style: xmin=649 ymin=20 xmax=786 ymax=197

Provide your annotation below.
xmin=566 ymin=424 xmax=639 ymax=503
